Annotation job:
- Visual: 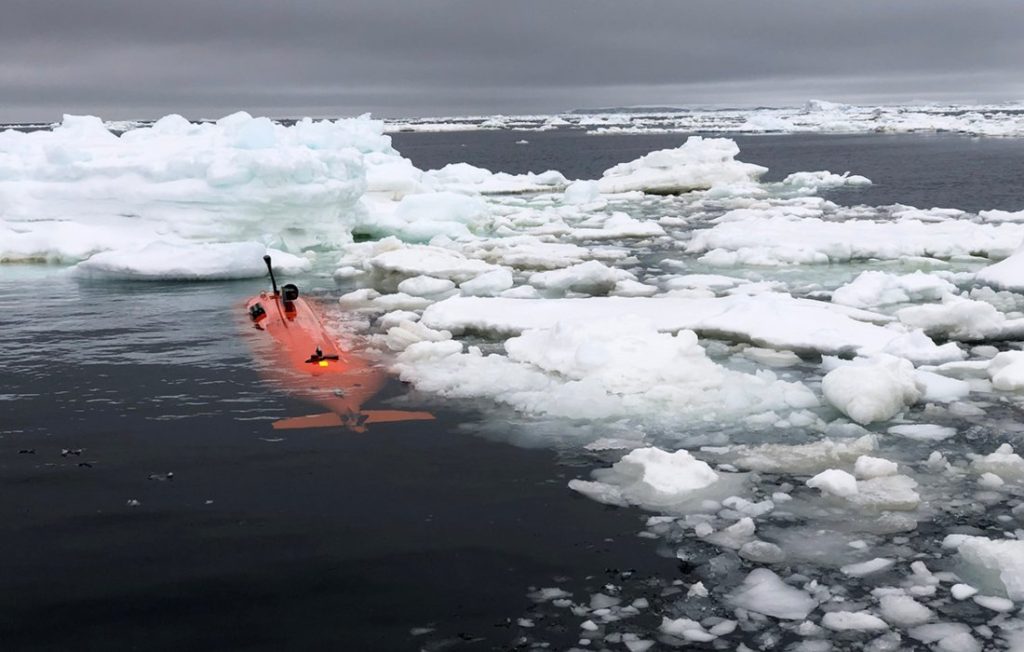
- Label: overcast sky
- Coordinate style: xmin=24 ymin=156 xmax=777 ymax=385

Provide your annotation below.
xmin=2 ymin=0 xmax=1022 ymax=122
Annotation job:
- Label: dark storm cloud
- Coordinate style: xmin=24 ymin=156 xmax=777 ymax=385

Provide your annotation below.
xmin=1 ymin=0 xmax=1021 ymax=121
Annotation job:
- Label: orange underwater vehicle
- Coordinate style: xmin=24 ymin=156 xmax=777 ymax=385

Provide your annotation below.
xmin=244 ymin=255 xmax=434 ymax=432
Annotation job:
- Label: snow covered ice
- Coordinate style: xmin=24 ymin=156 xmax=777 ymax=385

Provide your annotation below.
xmin=9 ymin=112 xmax=1024 ymax=650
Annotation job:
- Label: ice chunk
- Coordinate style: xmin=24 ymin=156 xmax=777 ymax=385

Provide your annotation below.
xmin=528 ymin=260 xmax=635 ymax=295
xmin=369 ymin=245 xmax=499 ymax=283
xmin=841 ymin=558 xmax=894 ymax=577
xmin=976 ymin=239 xmax=1024 ymax=291
xmin=914 ymin=370 xmax=971 ymax=403
xmin=597 ymin=137 xmax=766 ymax=194
xmin=728 ymin=434 xmax=877 ymax=474
xmin=854 ymin=456 xmax=899 ymax=479
xmin=970 ymin=443 xmax=1024 ymax=480
xmin=848 ymin=475 xmax=920 ymax=511
xmin=988 ymin=351 xmax=1024 ymax=391
xmin=887 ymin=424 xmax=956 ymax=442
xmin=780 ymin=170 xmax=871 ymax=193
xmin=459 ymin=268 xmax=514 ymax=297
xmin=396 ymin=275 xmax=457 ymax=297
xmin=821 ymin=611 xmax=889 ymax=631
xmin=659 ymin=617 xmax=717 ymax=642
xmin=569 ymin=447 xmax=721 ymax=510
xmin=908 ymin=624 xmax=978 ymax=652
xmin=72 ymin=241 xmax=309 ymax=280
xmin=950 ymin=584 xmax=977 ymax=600
xmin=822 ymin=356 xmax=922 ymax=425
xmin=942 ymin=535 xmax=1024 ymax=600
xmin=973 ymin=595 xmax=1014 ymax=612
xmin=727 ymin=568 xmax=817 ymax=620
xmin=832 ymin=271 xmax=955 ymax=309
xmin=878 ymin=594 xmax=933 ymax=627
xmin=897 ymin=294 xmax=1024 ymax=341
xmin=563 ymin=180 xmax=600 ymax=204
xmin=807 ymin=469 xmax=859 ymax=498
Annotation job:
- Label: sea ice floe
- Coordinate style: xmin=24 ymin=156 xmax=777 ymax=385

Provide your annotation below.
xmin=821 ymin=355 xmax=922 ymax=425
xmin=821 ymin=610 xmax=889 ymax=631
xmin=975 ymin=239 xmax=1024 ymax=291
xmin=831 ymin=270 xmax=956 ymax=309
xmin=725 ymin=434 xmax=878 ymax=475
xmin=896 ymin=295 xmax=1024 ymax=341
xmin=1 ymin=112 xmax=379 ymax=262
xmin=987 ymin=352 xmax=1024 ymax=391
xmin=807 ymin=469 xmax=859 ymax=498
xmin=596 ymin=137 xmax=766 ymax=195
xmin=71 ymin=241 xmax=310 ymax=281
xmin=727 ymin=568 xmax=818 ymax=620
xmin=970 ymin=444 xmax=1024 ymax=481
xmin=886 ymin=424 xmax=957 ymax=442
xmin=568 ymin=447 xmax=720 ymax=508
xmin=688 ymin=213 xmax=1024 ymax=265
xmin=942 ymin=534 xmax=1024 ymax=600
xmin=420 ymin=294 xmax=955 ymax=361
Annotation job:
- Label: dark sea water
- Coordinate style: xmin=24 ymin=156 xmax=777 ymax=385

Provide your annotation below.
xmin=2 ymin=131 xmax=1024 ymax=650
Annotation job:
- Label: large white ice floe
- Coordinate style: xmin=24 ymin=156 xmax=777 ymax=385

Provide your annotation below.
xmin=688 ymin=213 xmax=1024 ymax=265
xmin=391 ymin=316 xmax=817 ymax=422
xmin=831 ymin=271 xmax=956 ymax=309
xmin=72 ymin=241 xmax=309 ymax=281
xmin=567 ymin=447 xmax=727 ymax=510
xmin=0 ymin=112 xmax=388 ymax=263
xmin=821 ymin=355 xmax=922 ymax=424
xmin=596 ymin=137 xmax=766 ymax=194
xmin=896 ymin=295 xmax=1024 ymax=341
xmin=419 ymin=295 xmax=955 ymax=360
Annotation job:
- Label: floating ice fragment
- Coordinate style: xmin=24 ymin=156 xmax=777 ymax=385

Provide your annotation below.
xmin=73 ymin=242 xmax=310 ymax=281
xmin=822 ymin=355 xmax=922 ymax=425
xmin=854 ymin=456 xmax=899 ymax=479
xmin=942 ymin=534 xmax=1024 ymax=600
xmin=886 ymin=424 xmax=956 ymax=442
xmin=821 ymin=610 xmax=889 ymax=631
xmin=597 ymin=137 xmax=766 ymax=195
xmin=971 ymin=444 xmax=1024 ymax=481
xmin=807 ymin=469 xmax=859 ymax=498
xmin=831 ymin=271 xmax=954 ymax=310
xmin=878 ymin=594 xmax=933 ymax=627
xmin=727 ymin=568 xmax=818 ymax=620
xmin=726 ymin=435 xmax=876 ymax=476
xmin=841 ymin=558 xmax=894 ymax=577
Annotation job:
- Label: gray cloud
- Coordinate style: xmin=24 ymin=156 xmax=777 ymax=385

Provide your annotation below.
xmin=1 ymin=0 xmax=1022 ymax=122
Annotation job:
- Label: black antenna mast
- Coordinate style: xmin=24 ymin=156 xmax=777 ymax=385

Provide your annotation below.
xmin=263 ymin=255 xmax=279 ymax=296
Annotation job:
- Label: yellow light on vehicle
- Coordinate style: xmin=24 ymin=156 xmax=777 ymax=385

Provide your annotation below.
xmin=318 ymin=360 xmax=329 ymax=367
